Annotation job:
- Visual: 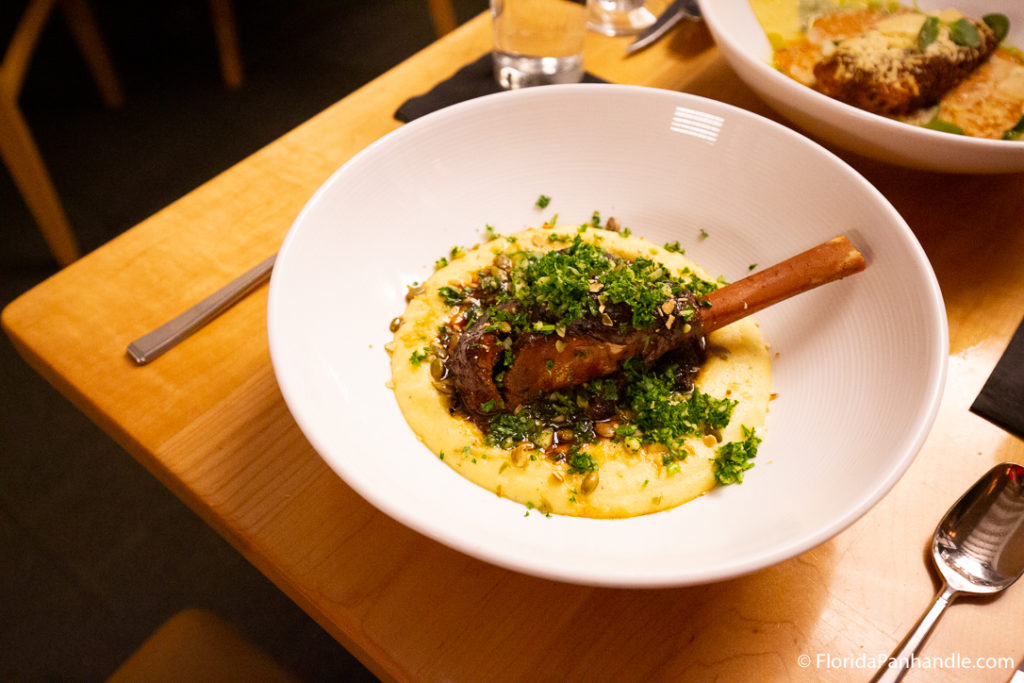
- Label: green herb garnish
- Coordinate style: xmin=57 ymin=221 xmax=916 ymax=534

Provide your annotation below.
xmin=983 ymin=13 xmax=1009 ymax=42
xmin=924 ymin=117 xmax=964 ymax=135
xmin=713 ymin=425 xmax=762 ymax=484
xmin=918 ymin=15 xmax=939 ymax=50
xmin=664 ymin=241 xmax=685 ymax=254
xmin=949 ymin=17 xmax=980 ymax=47
xmin=1003 ymin=113 xmax=1024 ymax=141
xmin=567 ymin=451 xmax=599 ymax=474
xmin=536 ymin=194 xmax=551 ymax=209
xmin=438 ymin=285 xmax=465 ymax=305
xmin=623 ymin=358 xmax=736 ymax=460
xmin=409 ymin=347 xmax=430 ymax=367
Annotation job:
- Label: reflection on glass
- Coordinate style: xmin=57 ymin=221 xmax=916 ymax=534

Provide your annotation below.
xmin=586 ymin=0 xmax=655 ymax=37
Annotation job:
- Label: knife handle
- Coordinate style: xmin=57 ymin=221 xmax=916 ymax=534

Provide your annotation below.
xmin=126 ymin=254 xmax=277 ymax=365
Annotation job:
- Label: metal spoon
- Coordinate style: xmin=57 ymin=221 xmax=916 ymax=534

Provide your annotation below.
xmin=871 ymin=463 xmax=1024 ymax=682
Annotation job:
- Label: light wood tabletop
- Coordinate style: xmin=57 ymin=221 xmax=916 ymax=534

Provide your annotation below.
xmin=5 ymin=10 xmax=1024 ymax=682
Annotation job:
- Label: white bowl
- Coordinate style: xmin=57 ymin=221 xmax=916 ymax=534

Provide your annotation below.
xmin=698 ymin=0 xmax=1024 ymax=173
xmin=267 ymin=85 xmax=947 ymax=587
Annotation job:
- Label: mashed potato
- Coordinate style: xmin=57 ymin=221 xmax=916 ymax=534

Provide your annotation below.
xmin=389 ymin=225 xmax=771 ymax=518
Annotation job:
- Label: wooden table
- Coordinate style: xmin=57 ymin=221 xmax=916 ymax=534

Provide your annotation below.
xmin=6 ymin=11 xmax=1024 ymax=682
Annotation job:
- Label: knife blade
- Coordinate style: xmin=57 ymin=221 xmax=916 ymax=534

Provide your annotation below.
xmin=626 ymin=0 xmax=702 ymax=55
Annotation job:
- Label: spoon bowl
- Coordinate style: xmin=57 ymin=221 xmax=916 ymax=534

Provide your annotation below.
xmin=872 ymin=463 xmax=1024 ymax=682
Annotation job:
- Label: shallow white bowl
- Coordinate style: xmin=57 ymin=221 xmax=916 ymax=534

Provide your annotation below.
xmin=698 ymin=0 xmax=1024 ymax=173
xmin=268 ymin=85 xmax=947 ymax=587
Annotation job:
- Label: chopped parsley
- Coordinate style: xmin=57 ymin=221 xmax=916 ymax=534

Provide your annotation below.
xmin=409 ymin=347 xmax=430 ymax=367
xmin=536 ymin=194 xmax=551 ymax=209
xmin=713 ymin=425 xmax=762 ymax=484
xmin=438 ymin=285 xmax=465 ymax=306
xmin=622 ymin=358 xmax=736 ymax=460
xmin=664 ymin=241 xmax=684 ymax=254
xmin=493 ymin=235 xmax=715 ymax=333
xmin=567 ymin=450 xmax=598 ymax=474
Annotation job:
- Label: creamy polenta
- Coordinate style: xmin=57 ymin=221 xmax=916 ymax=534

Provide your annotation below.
xmin=388 ymin=225 xmax=771 ymax=518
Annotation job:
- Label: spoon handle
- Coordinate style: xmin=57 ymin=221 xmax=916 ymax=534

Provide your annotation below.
xmin=870 ymin=584 xmax=958 ymax=683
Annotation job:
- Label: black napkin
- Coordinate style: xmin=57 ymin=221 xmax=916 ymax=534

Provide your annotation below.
xmin=970 ymin=315 xmax=1024 ymax=440
xmin=394 ymin=53 xmax=607 ymax=123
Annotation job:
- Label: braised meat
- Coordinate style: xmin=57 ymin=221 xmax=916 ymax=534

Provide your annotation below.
xmin=813 ymin=16 xmax=1000 ymax=116
xmin=501 ymin=297 xmax=702 ymax=410
xmin=443 ymin=234 xmax=866 ymax=427
xmin=446 ymin=312 xmax=505 ymax=419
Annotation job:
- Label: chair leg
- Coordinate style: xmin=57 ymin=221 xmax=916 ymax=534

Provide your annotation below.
xmin=427 ymin=0 xmax=457 ymax=37
xmin=57 ymin=0 xmax=124 ymax=108
xmin=0 ymin=96 xmax=80 ymax=266
xmin=208 ymin=0 xmax=243 ymax=89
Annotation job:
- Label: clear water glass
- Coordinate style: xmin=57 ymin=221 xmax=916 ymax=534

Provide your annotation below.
xmin=586 ymin=0 xmax=656 ymax=36
xmin=490 ymin=0 xmax=587 ymax=89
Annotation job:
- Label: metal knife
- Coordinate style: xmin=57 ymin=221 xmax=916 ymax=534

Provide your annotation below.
xmin=626 ymin=0 xmax=702 ymax=55
xmin=126 ymin=253 xmax=277 ymax=365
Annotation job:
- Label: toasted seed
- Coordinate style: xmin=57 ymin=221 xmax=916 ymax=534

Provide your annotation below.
xmin=606 ymin=216 xmax=621 ymax=232
xmin=429 ymin=357 xmax=446 ymax=381
xmin=594 ymin=420 xmax=619 ymax=439
xmin=510 ymin=442 xmax=533 ymax=467
xmin=556 ymin=428 xmax=575 ymax=443
xmin=494 ymin=253 xmax=512 ymax=271
xmin=707 ymin=344 xmax=731 ymax=360
xmin=431 ymin=379 xmax=455 ymax=395
xmin=581 ymin=471 xmax=599 ymax=494
xmin=389 ymin=316 xmax=403 ymax=332
xmin=660 ymin=300 xmax=675 ymax=315
xmin=405 ymin=284 xmax=424 ymax=302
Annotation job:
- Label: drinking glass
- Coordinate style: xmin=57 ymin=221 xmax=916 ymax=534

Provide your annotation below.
xmin=490 ymin=0 xmax=587 ymax=89
xmin=586 ymin=0 xmax=656 ymax=36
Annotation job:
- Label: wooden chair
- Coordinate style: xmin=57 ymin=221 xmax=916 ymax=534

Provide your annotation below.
xmin=1 ymin=0 xmax=243 ymax=267
xmin=427 ymin=0 xmax=458 ymax=37
xmin=107 ymin=609 xmax=299 ymax=683
xmin=1 ymin=0 xmax=121 ymax=266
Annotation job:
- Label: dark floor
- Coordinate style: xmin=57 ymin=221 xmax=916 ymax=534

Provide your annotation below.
xmin=1 ymin=1 xmax=486 ymax=680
